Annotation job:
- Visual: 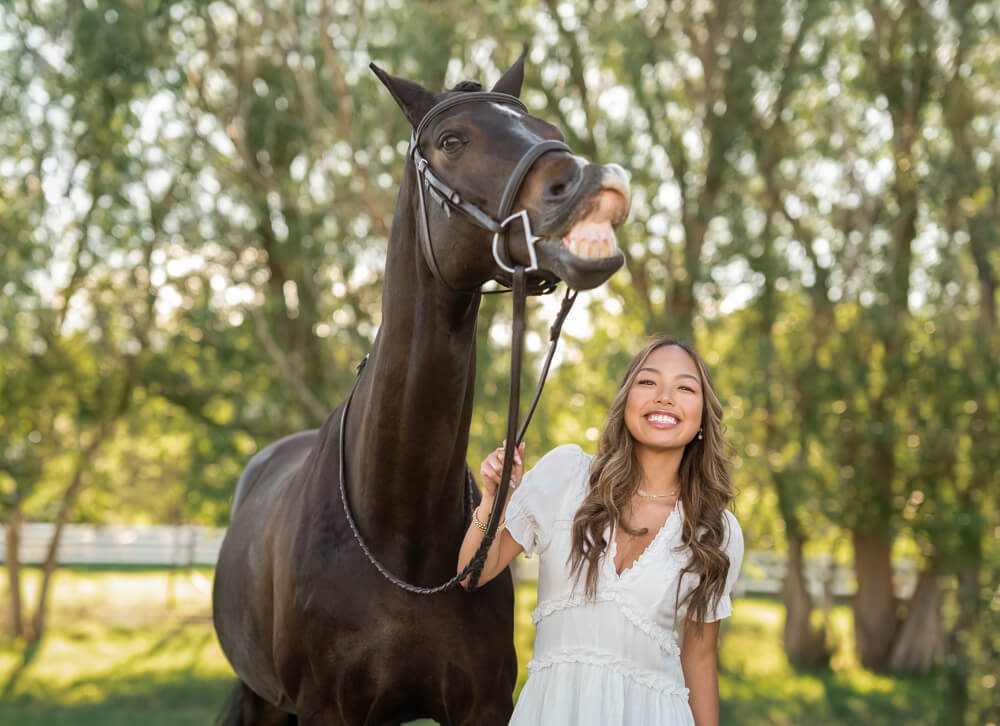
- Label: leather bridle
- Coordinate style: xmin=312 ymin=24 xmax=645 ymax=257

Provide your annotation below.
xmin=410 ymin=91 xmax=570 ymax=293
xmin=337 ymin=91 xmax=581 ymax=593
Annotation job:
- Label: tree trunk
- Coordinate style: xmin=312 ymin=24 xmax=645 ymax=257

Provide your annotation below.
xmin=30 ymin=514 xmax=67 ymax=641
xmin=4 ymin=510 xmax=25 ymax=638
xmin=945 ymin=567 xmax=980 ymax=725
xmin=852 ymin=527 xmax=898 ymax=669
xmin=30 ymin=429 xmax=107 ymax=641
xmin=782 ymin=532 xmax=828 ymax=667
xmin=889 ymin=565 xmax=943 ymax=673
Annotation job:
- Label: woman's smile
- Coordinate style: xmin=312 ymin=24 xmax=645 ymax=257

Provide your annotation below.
xmin=644 ymin=410 xmax=681 ymax=428
xmin=625 ymin=345 xmax=704 ymax=450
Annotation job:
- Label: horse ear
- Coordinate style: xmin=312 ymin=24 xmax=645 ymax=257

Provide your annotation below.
xmin=491 ymin=45 xmax=528 ymax=97
xmin=370 ymin=63 xmax=437 ymax=128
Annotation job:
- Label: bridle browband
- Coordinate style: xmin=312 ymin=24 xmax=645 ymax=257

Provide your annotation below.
xmin=337 ymin=90 xmax=582 ymax=594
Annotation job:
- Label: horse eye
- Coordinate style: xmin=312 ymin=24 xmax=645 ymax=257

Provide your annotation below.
xmin=439 ymin=134 xmax=464 ymax=153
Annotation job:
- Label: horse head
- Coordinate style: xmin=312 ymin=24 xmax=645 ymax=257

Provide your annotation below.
xmin=371 ymin=51 xmax=630 ymax=292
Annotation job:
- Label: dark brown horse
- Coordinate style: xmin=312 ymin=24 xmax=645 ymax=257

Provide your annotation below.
xmin=212 ymin=53 xmax=630 ymax=725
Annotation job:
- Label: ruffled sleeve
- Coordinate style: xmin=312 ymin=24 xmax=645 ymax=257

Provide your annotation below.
xmin=505 ymin=444 xmax=589 ymax=558
xmin=701 ymin=510 xmax=744 ymax=622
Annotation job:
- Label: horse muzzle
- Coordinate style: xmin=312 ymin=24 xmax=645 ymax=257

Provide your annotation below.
xmin=532 ymin=164 xmax=631 ymax=291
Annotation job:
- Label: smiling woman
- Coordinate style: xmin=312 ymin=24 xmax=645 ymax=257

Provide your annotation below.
xmin=457 ymin=337 xmax=744 ymax=726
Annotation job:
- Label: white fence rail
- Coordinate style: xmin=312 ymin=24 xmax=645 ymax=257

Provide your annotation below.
xmin=0 ymin=523 xmax=918 ymax=599
xmin=1 ymin=523 xmax=225 ymax=568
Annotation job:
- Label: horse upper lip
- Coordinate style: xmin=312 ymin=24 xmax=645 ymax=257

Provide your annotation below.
xmin=597 ymin=165 xmax=631 ymax=218
xmin=603 ymin=175 xmax=629 ymax=198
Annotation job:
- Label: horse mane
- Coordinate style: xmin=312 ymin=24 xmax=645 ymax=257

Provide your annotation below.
xmin=449 ymin=80 xmax=483 ymax=93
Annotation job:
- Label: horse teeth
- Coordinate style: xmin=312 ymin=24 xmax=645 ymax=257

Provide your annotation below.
xmin=562 ymin=222 xmax=619 ymax=260
xmin=564 ymin=236 xmax=607 ymax=259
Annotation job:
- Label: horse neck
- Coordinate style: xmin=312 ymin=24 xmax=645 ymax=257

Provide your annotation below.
xmin=342 ymin=175 xmax=482 ymax=563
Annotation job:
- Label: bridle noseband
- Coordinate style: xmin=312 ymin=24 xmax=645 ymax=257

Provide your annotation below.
xmin=338 ymin=91 xmax=583 ymax=594
xmin=410 ymin=91 xmax=571 ymax=293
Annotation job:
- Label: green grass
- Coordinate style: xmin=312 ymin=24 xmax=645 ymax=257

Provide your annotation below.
xmin=0 ymin=567 xmax=947 ymax=724
xmin=0 ymin=568 xmax=232 ymax=725
xmin=718 ymin=600 xmax=945 ymax=725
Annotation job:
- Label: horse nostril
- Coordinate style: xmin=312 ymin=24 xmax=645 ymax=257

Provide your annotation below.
xmin=545 ymin=177 xmax=576 ymax=201
xmin=543 ymin=163 xmax=581 ymax=202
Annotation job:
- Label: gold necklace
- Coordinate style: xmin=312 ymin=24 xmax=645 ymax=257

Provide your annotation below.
xmin=636 ymin=488 xmax=678 ymax=499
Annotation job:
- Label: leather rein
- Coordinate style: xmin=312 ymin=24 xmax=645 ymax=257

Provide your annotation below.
xmin=338 ymin=91 xmax=579 ymax=594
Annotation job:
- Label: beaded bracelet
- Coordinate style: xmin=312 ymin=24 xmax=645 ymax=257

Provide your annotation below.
xmin=472 ymin=506 xmax=504 ymax=532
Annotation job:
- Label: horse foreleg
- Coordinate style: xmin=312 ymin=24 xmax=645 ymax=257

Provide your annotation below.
xmin=454 ymin=702 xmax=512 ymax=726
xmin=218 ymin=681 xmax=298 ymax=726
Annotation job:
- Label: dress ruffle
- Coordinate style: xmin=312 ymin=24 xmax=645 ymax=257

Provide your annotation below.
xmin=528 ymin=648 xmax=690 ymax=696
xmin=533 ymin=593 xmax=681 ymax=656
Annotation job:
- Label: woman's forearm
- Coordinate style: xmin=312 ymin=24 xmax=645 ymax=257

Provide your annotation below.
xmin=456 ymin=495 xmax=517 ymax=588
xmin=681 ymin=619 xmax=721 ymax=726
xmin=460 ymin=443 xmax=525 ymax=588
xmin=684 ymin=652 xmax=719 ymax=726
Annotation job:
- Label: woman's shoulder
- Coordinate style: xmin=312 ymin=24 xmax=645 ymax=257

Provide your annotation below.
xmin=689 ymin=507 xmax=743 ymax=547
xmin=538 ymin=443 xmax=593 ymax=467
xmin=720 ymin=508 xmax=744 ymax=553
xmin=721 ymin=508 xmax=741 ymax=528
xmin=517 ymin=443 xmax=592 ymax=500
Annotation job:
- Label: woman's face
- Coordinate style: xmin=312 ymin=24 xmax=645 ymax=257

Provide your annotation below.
xmin=623 ymin=345 xmax=704 ymax=453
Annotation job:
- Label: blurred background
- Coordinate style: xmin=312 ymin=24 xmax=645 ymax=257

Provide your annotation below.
xmin=1 ymin=1 xmax=997 ymax=724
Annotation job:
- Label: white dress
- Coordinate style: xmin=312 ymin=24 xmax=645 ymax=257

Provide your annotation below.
xmin=505 ymin=445 xmax=744 ymax=726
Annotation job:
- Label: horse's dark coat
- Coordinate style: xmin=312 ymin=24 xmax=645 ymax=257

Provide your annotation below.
xmin=212 ymin=53 xmax=626 ymax=725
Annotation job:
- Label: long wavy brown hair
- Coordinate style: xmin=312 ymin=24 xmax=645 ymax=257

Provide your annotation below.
xmin=568 ymin=338 xmax=734 ymax=625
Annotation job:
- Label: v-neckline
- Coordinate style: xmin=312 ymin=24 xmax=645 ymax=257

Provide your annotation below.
xmin=609 ymin=502 xmax=680 ymax=579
